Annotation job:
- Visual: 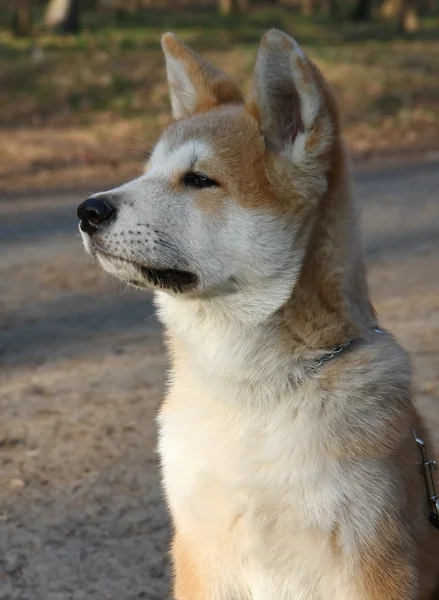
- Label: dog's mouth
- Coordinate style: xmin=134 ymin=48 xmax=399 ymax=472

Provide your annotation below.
xmin=138 ymin=266 xmax=198 ymax=293
xmin=93 ymin=245 xmax=197 ymax=293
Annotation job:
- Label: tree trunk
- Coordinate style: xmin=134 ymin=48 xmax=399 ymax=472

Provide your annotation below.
xmin=302 ymin=0 xmax=317 ymax=17
xmin=219 ymin=0 xmax=234 ymax=15
xmin=380 ymin=0 xmax=397 ymax=19
xmin=44 ymin=0 xmax=80 ymax=33
xmin=13 ymin=0 xmax=32 ymax=36
xmin=322 ymin=0 xmax=338 ymax=17
xmin=128 ymin=0 xmax=143 ymax=10
xmin=397 ymin=0 xmax=420 ymax=30
xmin=380 ymin=0 xmax=419 ymax=31
xmin=426 ymin=0 xmax=439 ymax=14
xmin=351 ymin=0 xmax=372 ymax=20
xmin=236 ymin=0 xmax=250 ymax=12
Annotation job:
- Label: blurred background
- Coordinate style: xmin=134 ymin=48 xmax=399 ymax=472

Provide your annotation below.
xmin=2 ymin=0 xmax=439 ymax=191
xmin=1 ymin=2 xmax=439 ymax=599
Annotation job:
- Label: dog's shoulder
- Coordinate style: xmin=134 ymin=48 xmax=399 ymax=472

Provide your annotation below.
xmin=324 ymin=329 xmax=411 ymax=399
xmin=319 ymin=330 xmax=415 ymax=461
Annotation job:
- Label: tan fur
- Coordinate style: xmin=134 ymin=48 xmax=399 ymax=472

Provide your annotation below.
xmin=172 ymin=531 xmax=209 ymax=600
xmin=161 ymin=109 xmax=275 ymax=212
xmin=161 ymin=32 xmax=243 ymax=119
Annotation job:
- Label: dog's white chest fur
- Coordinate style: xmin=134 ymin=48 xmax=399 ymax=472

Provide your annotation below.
xmin=158 ymin=369 xmax=367 ymax=598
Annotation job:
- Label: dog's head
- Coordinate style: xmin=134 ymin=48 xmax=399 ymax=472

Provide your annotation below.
xmin=78 ymin=29 xmax=341 ymax=320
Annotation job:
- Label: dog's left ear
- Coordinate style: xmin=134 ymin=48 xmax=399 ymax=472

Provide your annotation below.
xmin=161 ymin=33 xmax=243 ymax=120
xmin=247 ymin=29 xmax=338 ymax=163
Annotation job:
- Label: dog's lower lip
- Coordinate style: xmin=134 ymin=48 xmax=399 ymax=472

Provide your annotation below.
xmin=140 ymin=267 xmax=198 ymax=291
xmin=93 ymin=245 xmax=197 ymax=291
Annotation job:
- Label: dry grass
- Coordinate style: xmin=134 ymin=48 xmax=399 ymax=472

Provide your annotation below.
xmin=1 ymin=9 xmax=439 ymax=192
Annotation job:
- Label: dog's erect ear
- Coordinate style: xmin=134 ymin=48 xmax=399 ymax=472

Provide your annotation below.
xmin=161 ymin=33 xmax=243 ymax=120
xmin=248 ymin=29 xmax=337 ymax=163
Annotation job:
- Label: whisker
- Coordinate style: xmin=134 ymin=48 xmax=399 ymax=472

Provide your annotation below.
xmin=135 ymin=225 xmax=192 ymax=263
xmin=119 ymin=283 xmax=129 ymax=297
xmin=111 ymin=135 xmax=154 ymax=152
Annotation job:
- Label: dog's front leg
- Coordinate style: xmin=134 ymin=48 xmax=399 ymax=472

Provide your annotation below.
xmin=172 ymin=530 xmax=226 ymax=600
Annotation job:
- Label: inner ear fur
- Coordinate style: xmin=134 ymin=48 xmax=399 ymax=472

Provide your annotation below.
xmin=246 ymin=29 xmax=340 ymax=162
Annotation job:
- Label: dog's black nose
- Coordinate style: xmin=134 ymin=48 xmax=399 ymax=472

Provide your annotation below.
xmin=77 ymin=195 xmax=115 ymax=235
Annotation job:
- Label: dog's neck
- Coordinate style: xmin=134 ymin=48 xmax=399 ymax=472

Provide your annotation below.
xmin=156 ymin=288 xmax=308 ymax=387
xmin=156 ymin=147 xmax=375 ymax=385
xmin=281 ymin=144 xmax=377 ymax=352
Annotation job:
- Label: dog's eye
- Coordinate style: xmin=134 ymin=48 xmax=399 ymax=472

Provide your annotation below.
xmin=183 ymin=172 xmax=218 ymax=189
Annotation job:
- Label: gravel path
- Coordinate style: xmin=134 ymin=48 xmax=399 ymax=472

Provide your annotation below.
xmin=1 ymin=160 xmax=438 ymax=599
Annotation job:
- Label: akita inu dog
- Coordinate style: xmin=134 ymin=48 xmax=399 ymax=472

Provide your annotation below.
xmin=77 ymin=29 xmax=439 ymax=599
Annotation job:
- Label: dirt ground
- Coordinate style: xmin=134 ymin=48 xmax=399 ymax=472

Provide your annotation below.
xmin=1 ymin=158 xmax=439 ymax=599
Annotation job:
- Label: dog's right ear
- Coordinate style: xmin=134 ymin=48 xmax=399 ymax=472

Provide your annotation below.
xmin=161 ymin=33 xmax=243 ymax=120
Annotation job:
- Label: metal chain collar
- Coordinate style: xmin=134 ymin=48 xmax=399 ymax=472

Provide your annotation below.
xmin=315 ymin=339 xmax=354 ymax=368
xmin=315 ymin=327 xmax=383 ymax=368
